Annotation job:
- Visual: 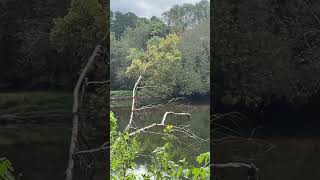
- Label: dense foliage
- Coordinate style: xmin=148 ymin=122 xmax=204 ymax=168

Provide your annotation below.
xmin=0 ymin=158 xmax=15 ymax=180
xmin=110 ymin=0 xmax=210 ymax=96
xmin=212 ymin=0 xmax=320 ymax=108
xmin=0 ymin=0 xmax=108 ymax=90
xmin=50 ymin=0 xmax=108 ymax=58
xmin=0 ymin=0 xmax=70 ymax=90
xmin=110 ymin=112 xmax=210 ymax=180
xmin=126 ymin=34 xmax=183 ymax=95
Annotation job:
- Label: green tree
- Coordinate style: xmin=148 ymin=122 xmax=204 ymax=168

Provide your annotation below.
xmin=126 ymin=34 xmax=183 ymax=96
xmin=111 ymin=11 xmax=139 ymax=40
xmin=178 ymin=21 xmax=210 ymax=95
xmin=110 ymin=14 xmax=170 ymax=89
xmin=162 ymin=0 xmax=209 ymax=33
xmin=121 ymin=17 xmax=170 ymax=50
xmin=110 ymin=32 xmax=134 ymax=89
xmin=50 ymin=0 xmax=108 ymax=58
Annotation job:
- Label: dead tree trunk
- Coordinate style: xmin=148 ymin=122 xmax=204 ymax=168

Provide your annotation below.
xmin=65 ymin=45 xmax=102 ymax=180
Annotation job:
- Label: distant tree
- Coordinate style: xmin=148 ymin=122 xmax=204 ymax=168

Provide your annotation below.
xmin=111 ymin=11 xmax=138 ymax=39
xmin=162 ymin=0 xmax=209 ymax=33
xmin=122 ymin=17 xmax=170 ymax=50
xmin=110 ymin=32 xmax=133 ymax=89
xmin=179 ymin=21 xmax=210 ymax=95
xmin=110 ymin=14 xmax=170 ymax=89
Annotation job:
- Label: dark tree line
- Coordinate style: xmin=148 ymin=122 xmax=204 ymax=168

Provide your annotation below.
xmin=0 ymin=0 xmax=108 ymax=91
xmin=0 ymin=0 xmax=71 ymax=90
xmin=212 ymin=0 xmax=320 ymax=113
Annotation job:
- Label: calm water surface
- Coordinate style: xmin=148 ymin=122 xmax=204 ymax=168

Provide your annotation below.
xmin=3 ymin=103 xmax=320 ymax=179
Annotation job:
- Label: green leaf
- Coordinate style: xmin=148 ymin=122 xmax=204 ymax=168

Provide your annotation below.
xmin=196 ymin=152 xmax=210 ymax=165
xmin=192 ymin=168 xmax=201 ymax=179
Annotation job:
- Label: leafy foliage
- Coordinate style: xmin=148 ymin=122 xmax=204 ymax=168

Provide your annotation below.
xmin=110 ymin=111 xmax=210 ymax=179
xmin=212 ymin=0 xmax=320 ymax=107
xmin=0 ymin=158 xmax=15 ymax=180
xmin=162 ymin=0 xmax=209 ymax=33
xmin=110 ymin=112 xmax=140 ymax=179
xmin=178 ymin=21 xmax=210 ymax=95
xmin=110 ymin=1 xmax=210 ymax=96
xmin=50 ymin=0 xmax=108 ymax=57
xmin=126 ymin=34 xmax=183 ymax=95
xmin=111 ymin=11 xmax=139 ymax=39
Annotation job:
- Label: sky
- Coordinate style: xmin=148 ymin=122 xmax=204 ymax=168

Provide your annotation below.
xmin=111 ymin=0 xmax=208 ymax=18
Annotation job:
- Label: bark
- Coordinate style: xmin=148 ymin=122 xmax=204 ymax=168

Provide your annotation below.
xmin=125 ymin=75 xmax=142 ymax=131
xmin=65 ymin=45 xmax=101 ymax=180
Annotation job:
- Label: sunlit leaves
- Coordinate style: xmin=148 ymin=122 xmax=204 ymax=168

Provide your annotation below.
xmin=196 ymin=152 xmax=210 ymax=165
xmin=110 ymin=112 xmax=140 ymax=179
xmin=110 ymin=111 xmax=210 ymax=179
xmin=126 ymin=34 xmax=182 ymax=95
xmin=164 ymin=124 xmax=173 ymax=133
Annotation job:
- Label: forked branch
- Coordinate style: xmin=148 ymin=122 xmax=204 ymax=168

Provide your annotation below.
xmin=125 ymin=75 xmax=142 ymax=131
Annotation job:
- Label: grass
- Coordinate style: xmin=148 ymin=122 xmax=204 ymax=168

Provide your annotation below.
xmin=110 ymin=90 xmax=132 ymax=97
xmin=110 ymin=90 xmax=132 ymax=108
xmin=111 ymin=100 xmax=132 ymax=108
xmin=0 ymin=92 xmax=73 ymax=113
xmin=0 ymin=127 xmax=70 ymax=145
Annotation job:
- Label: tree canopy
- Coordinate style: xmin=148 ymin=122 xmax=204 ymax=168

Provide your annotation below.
xmin=110 ymin=0 xmax=210 ymax=96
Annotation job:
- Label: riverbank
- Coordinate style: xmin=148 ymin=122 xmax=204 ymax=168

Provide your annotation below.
xmin=0 ymin=91 xmax=105 ymax=180
xmin=0 ymin=91 xmax=73 ymax=114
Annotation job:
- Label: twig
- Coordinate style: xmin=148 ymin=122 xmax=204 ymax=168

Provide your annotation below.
xmin=86 ymin=80 xmax=110 ymax=86
xmin=133 ymin=97 xmax=184 ymax=111
xmin=212 ymin=162 xmax=258 ymax=171
xmin=129 ymin=123 xmax=165 ymax=136
xmin=74 ymin=146 xmax=109 ymax=156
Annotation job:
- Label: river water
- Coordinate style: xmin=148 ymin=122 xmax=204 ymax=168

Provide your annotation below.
xmin=213 ymin=136 xmax=320 ymax=180
xmin=3 ymin=102 xmax=320 ymax=179
xmin=0 ymin=102 xmax=209 ymax=179
xmin=0 ymin=126 xmax=106 ymax=180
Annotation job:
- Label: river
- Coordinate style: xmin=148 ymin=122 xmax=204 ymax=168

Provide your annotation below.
xmin=0 ymin=126 xmax=106 ymax=180
xmin=2 ymin=101 xmax=320 ymax=179
xmin=213 ymin=136 xmax=320 ymax=180
xmin=0 ymin=101 xmax=209 ymax=179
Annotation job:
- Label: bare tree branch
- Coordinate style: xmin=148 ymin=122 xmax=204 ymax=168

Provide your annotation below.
xmin=65 ymin=45 xmax=102 ymax=180
xmin=125 ymin=75 xmax=142 ymax=131
xmin=212 ymin=162 xmax=258 ymax=171
xmin=134 ymin=97 xmax=185 ymax=111
xmin=74 ymin=146 xmax=109 ymax=156
xmin=86 ymin=80 xmax=110 ymax=86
